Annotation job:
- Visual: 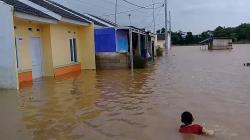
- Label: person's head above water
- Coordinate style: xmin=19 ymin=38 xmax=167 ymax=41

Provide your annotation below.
xmin=181 ymin=111 xmax=194 ymax=125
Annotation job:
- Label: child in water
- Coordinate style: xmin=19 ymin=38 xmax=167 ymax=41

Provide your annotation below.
xmin=179 ymin=111 xmax=214 ymax=136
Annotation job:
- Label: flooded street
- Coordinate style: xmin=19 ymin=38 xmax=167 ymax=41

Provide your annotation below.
xmin=1 ymin=44 xmax=250 ymax=140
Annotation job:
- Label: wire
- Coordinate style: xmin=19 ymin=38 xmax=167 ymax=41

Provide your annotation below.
xmin=122 ymin=0 xmax=164 ymax=9
xmin=100 ymin=3 xmax=164 ymax=17
xmin=143 ymin=6 xmax=164 ymax=29
xmin=120 ymin=0 xmax=148 ymax=9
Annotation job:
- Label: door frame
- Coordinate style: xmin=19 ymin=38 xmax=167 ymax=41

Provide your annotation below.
xmin=15 ymin=37 xmax=22 ymax=70
xmin=30 ymin=37 xmax=44 ymax=79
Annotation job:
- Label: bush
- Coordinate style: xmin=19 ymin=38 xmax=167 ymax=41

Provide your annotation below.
xmin=133 ymin=55 xmax=146 ymax=69
xmin=156 ymin=47 xmax=163 ymax=56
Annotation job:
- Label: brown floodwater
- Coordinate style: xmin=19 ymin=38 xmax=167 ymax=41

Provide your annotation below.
xmin=1 ymin=44 xmax=250 ymax=140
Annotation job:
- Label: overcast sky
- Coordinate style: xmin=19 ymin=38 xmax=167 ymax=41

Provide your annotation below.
xmin=53 ymin=0 xmax=250 ymax=34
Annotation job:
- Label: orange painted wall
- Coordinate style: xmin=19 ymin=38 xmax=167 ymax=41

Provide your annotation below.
xmin=54 ymin=64 xmax=81 ymax=77
xmin=18 ymin=71 xmax=32 ymax=83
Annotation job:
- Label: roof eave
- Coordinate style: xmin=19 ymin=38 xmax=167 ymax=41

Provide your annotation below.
xmin=14 ymin=12 xmax=58 ymax=24
xmin=117 ymin=27 xmax=146 ymax=35
xmin=18 ymin=0 xmax=62 ymax=20
xmin=61 ymin=17 xmax=90 ymax=26
xmin=84 ymin=14 xmax=114 ymax=27
xmin=43 ymin=0 xmax=92 ymax=24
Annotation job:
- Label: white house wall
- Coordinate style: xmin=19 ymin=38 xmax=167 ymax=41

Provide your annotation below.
xmin=0 ymin=2 xmax=19 ymax=89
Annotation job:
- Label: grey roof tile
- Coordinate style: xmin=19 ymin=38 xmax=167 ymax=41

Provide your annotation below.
xmin=45 ymin=0 xmax=106 ymax=27
xmin=1 ymin=0 xmax=56 ymax=20
xmin=87 ymin=14 xmax=118 ymax=27
xmin=29 ymin=0 xmax=90 ymax=23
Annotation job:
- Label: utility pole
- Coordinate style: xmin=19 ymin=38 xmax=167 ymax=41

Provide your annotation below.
xmin=168 ymin=10 xmax=171 ymax=49
xmin=169 ymin=11 xmax=171 ymax=32
xmin=152 ymin=0 xmax=156 ymax=33
xmin=164 ymin=0 xmax=168 ymax=50
xmin=115 ymin=0 xmax=118 ymax=24
xmin=128 ymin=14 xmax=132 ymax=26
xmin=129 ymin=29 xmax=133 ymax=71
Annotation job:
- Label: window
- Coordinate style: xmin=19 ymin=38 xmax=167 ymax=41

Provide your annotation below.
xmin=69 ymin=38 xmax=78 ymax=62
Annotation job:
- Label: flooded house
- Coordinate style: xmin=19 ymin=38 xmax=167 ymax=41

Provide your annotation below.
xmin=82 ymin=15 xmax=157 ymax=69
xmin=200 ymin=37 xmax=233 ymax=50
xmin=95 ymin=26 xmax=157 ymax=69
xmin=0 ymin=0 xmax=97 ymax=89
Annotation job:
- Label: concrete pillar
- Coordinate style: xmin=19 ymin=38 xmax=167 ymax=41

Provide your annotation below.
xmin=137 ymin=34 xmax=141 ymax=56
xmin=145 ymin=35 xmax=147 ymax=52
xmin=129 ymin=30 xmax=133 ymax=71
xmin=0 ymin=2 xmax=19 ymax=89
xmin=168 ymin=33 xmax=171 ymax=50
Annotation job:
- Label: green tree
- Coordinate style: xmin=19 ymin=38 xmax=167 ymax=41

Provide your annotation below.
xmin=157 ymin=23 xmax=250 ymax=45
xmin=185 ymin=32 xmax=195 ymax=44
xmin=161 ymin=28 xmax=166 ymax=33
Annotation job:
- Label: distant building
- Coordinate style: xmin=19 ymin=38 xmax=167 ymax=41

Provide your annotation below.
xmin=93 ymin=26 xmax=156 ymax=69
xmin=200 ymin=37 xmax=233 ymax=50
xmin=157 ymin=34 xmax=165 ymax=49
xmin=85 ymin=15 xmax=157 ymax=69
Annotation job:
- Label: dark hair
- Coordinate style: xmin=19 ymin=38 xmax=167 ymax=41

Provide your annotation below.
xmin=181 ymin=111 xmax=194 ymax=125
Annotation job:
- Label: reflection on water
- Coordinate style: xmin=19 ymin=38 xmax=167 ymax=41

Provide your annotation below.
xmin=182 ymin=134 xmax=196 ymax=140
xmin=1 ymin=45 xmax=250 ymax=140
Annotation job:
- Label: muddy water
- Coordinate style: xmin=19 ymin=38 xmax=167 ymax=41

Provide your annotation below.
xmin=1 ymin=44 xmax=250 ymax=140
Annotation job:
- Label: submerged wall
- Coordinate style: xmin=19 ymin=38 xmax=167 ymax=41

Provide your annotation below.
xmin=96 ymin=53 xmax=129 ymax=69
xmin=0 ymin=2 xmax=18 ymax=89
xmin=212 ymin=39 xmax=233 ymax=50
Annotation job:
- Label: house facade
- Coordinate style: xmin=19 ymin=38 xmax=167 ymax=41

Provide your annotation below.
xmin=200 ymin=37 xmax=233 ymax=50
xmin=95 ymin=26 xmax=159 ymax=69
xmin=83 ymin=14 xmax=157 ymax=69
xmin=0 ymin=0 xmax=96 ymax=89
xmin=83 ymin=14 xmax=159 ymax=68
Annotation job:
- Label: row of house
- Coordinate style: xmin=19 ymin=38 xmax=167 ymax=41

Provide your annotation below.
xmin=0 ymin=0 xmax=157 ymax=89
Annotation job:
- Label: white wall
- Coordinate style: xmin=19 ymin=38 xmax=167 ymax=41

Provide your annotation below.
xmin=168 ymin=33 xmax=171 ymax=50
xmin=213 ymin=39 xmax=232 ymax=47
xmin=0 ymin=2 xmax=19 ymax=89
xmin=157 ymin=40 xmax=165 ymax=49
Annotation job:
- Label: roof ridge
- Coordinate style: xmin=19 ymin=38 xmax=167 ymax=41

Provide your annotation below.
xmin=84 ymin=14 xmax=115 ymax=27
xmin=42 ymin=0 xmax=92 ymax=23
xmin=87 ymin=14 xmax=118 ymax=27
xmin=1 ymin=0 xmax=57 ymax=20
xmin=18 ymin=0 xmax=61 ymax=20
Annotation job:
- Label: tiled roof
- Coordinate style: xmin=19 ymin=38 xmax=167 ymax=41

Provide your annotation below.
xmin=87 ymin=14 xmax=118 ymax=27
xmin=29 ymin=0 xmax=90 ymax=23
xmin=1 ymin=0 xmax=56 ymax=20
xmin=2 ymin=0 xmax=115 ymax=26
xmin=44 ymin=0 xmax=107 ymax=27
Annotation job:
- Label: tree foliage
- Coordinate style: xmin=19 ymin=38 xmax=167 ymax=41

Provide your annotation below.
xmin=157 ymin=23 xmax=250 ymax=45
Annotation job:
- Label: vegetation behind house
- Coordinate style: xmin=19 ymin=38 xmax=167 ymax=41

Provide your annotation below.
xmin=157 ymin=23 xmax=250 ymax=45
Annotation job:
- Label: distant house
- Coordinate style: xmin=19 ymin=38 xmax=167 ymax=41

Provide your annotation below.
xmin=84 ymin=15 xmax=157 ymax=69
xmin=200 ymin=37 xmax=233 ymax=50
xmin=157 ymin=34 xmax=165 ymax=49
xmin=0 ymin=0 xmax=97 ymax=89
xmin=94 ymin=26 xmax=150 ymax=69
